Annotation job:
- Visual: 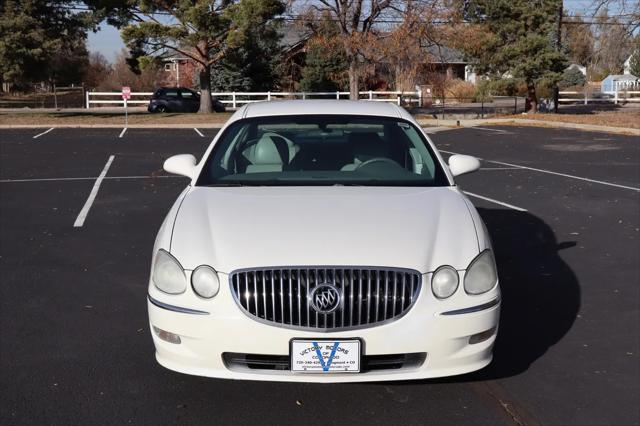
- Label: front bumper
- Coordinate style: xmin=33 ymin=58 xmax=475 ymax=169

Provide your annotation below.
xmin=148 ymin=274 xmax=500 ymax=383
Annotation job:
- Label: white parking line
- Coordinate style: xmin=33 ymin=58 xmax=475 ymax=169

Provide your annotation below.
xmin=73 ymin=155 xmax=115 ymax=228
xmin=0 ymin=175 xmax=182 ymax=183
xmin=472 ymin=127 xmax=511 ymax=134
xmin=487 ymin=159 xmax=640 ymax=192
xmin=438 ymin=149 xmax=640 ymax=192
xmin=33 ymin=128 xmax=54 ymax=139
xmin=194 ymin=128 xmax=204 ymax=137
xmin=463 ymin=191 xmax=527 ymax=212
xmin=480 ymin=167 xmax=522 ymax=171
xmin=119 ymin=128 xmax=127 ymax=138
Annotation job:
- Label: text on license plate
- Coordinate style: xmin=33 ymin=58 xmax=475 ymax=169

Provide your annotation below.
xmin=291 ymin=340 xmax=360 ymax=373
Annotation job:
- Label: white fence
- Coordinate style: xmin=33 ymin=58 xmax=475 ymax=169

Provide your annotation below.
xmin=559 ymin=90 xmax=640 ymax=105
xmin=86 ymin=90 xmax=422 ymax=109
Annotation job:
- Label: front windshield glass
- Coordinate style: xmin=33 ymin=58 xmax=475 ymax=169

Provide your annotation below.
xmin=196 ymin=115 xmax=449 ymax=187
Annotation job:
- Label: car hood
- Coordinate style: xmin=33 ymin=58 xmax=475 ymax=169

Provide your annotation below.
xmin=170 ymin=186 xmax=480 ymax=274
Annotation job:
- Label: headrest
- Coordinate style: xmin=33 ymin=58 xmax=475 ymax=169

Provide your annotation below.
xmin=248 ymin=134 xmax=289 ymax=165
xmin=348 ymin=132 xmax=389 ymax=160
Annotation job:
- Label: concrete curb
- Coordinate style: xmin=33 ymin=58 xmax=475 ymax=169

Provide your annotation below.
xmin=415 ymin=118 xmax=640 ymax=136
xmin=0 ymin=123 xmax=226 ymax=129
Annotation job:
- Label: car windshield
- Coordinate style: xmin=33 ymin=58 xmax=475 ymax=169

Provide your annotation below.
xmin=196 ymin=115 xmax=448 ymax=187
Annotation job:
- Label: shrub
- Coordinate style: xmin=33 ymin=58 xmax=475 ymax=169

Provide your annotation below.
xmin=445 ymin=79 xmax=475 ymax=102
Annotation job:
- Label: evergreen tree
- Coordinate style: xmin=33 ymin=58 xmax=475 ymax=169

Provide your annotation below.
xmin=210 ymin=20 xmax=283 ymax=92
xmin=464 ymin=0 xmax=567 ymax=109
xmin=299 ymin=44 xmax=348 ymax=92
xmin=0 ymin=0 xmax=92 ymax=88
xmin=90 ymin=0 xmax=285 ymax=112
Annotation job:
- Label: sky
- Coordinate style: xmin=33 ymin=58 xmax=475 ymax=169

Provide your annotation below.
xmin=85 ymin=0 xmax=616 ymax=63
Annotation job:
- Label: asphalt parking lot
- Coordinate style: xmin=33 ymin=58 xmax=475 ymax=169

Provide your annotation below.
xmin=1 ymin=125 xmax=638 ymax=425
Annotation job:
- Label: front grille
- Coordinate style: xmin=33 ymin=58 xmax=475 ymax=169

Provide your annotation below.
xmin=222 ymin=352 xmax=427 ymax=372
xmin=229 ymin=267 xmax=422 ymax=331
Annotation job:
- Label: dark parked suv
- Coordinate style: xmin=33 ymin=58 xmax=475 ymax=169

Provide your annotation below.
xmin=148 ymin=88 xmax=226 ymax=113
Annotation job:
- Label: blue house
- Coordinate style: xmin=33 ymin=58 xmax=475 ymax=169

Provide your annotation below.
xmin=601 ymin=74 xmax=639 ymax=93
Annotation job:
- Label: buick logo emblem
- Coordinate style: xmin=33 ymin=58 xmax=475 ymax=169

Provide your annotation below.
xmin=309 ymin=284 xmax=341 ymax=313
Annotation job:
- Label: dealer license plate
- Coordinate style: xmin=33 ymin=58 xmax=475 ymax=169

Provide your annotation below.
xmin=291 ymin=339 xmax=361 ymax=373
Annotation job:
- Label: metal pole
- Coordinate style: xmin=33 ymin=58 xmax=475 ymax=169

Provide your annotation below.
xmin=514 ymin=96 xmax=517 ymax=114
xmin=232 ymin=92 xmax=236 ymax=109
xmin=481 ymin=100 xmax=484 ymax=118
xmin=336 ymin=91 xmax=340 ymax=100
xmin=86 ymin=90 xmax=90 ymax=109
xmin=124 ymin=98 xmax=128 ymax=127
xmin=54 ymin=84 xmax=58 ymax=109
xmin=175 ymin=60 xmax=179 ymax=87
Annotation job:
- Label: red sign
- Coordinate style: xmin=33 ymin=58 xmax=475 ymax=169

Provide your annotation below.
xmin=122 ymin=86 xmax=131 ymax=100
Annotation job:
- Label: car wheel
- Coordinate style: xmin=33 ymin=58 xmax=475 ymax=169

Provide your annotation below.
xmin=156 ymin=105 xmax=168 ymax=113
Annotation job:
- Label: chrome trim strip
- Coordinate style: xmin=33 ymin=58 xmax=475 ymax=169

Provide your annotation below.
xmin=440 ymin=298 xmax=500 ymax=316
xmin=148 ymin=295 xmax=209 ymax=315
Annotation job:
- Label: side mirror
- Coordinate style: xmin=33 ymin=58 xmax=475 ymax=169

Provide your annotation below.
xmin=448 ymin=154 xmax=481 ymax=177
xmin=164 ymin=154 xmax=197 ymax=179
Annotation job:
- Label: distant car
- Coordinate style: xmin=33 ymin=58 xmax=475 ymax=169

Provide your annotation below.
xmin=148 ymin=88 xmax=226 ymax=113
xmin=148 ymin=100 xmax=500 ymax=383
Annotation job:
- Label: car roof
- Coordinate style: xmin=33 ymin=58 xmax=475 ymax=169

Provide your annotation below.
xmin=237 ymin=100 xmax=408 ymax=120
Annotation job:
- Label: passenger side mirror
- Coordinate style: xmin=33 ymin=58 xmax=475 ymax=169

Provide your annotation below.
xmin=448 ymin=154 xmax=481 ymax=177
xmin=164 ymin=154 xmax=197 ymax=179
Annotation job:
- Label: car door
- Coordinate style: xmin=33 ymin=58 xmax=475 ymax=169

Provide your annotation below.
xmin=179 ymin=89 xmax=200 ymax=113
xmin=162 ymin=88 xmax=183 ymax=111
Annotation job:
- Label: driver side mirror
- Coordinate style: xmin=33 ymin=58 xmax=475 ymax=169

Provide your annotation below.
xmin=448 ymin=154 xmax=481 ymax=177
xmin=164 ymin=154 xmax=197 ymax=179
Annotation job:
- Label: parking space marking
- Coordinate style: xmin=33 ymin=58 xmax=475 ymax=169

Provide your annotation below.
xmin=0 ymin=175 xmax=182 ymax=183
xmin=439 ymin=149 xmax=640 ymax=192
xmin=33 ymin=128 xmax=54 ymax=139
xmin=194 ymin=128 xmax=204 ymax=137
xmin=480 ymin=167 xmax=522 ymax=171
xmin=73 ymin=155 xmax=115 ymax=228
xmin=463 ymin=191 xmax=527 ymax=212
xmin=472 ymin=127 xmax=511 ymax=134
xmin=119 ymin=128 xmax=127 ymax=138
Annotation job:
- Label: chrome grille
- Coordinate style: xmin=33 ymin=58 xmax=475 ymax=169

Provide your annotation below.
xmin=229 ymin=267 xmax=422 ymax=331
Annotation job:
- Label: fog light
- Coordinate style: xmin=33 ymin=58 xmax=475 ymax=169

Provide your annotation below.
xmin=468 ymin=327 xmax=496 ymax=344
xmin=152 ymin=326 xmax=181 ymax=344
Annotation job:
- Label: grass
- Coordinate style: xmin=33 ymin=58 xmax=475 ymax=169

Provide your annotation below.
xmin=500 ymin=110 xmax=640 ymax=129
xmin=0 ymin=110 xmax=233 ymax=126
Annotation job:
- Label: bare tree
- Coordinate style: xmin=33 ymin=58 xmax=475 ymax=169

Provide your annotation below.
xmin=312 ymin=0 xmax=397 ymax=99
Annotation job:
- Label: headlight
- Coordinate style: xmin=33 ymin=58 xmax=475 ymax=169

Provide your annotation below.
xmin=464 ymin=250 xmax=498 ymax=295
xmin=191 ymin=265 xmax=220 ymax=298
xmin=152 ymin=249 xmax=187 ymax=294
xmin=431 ymin=265 xmax=459 ymax=299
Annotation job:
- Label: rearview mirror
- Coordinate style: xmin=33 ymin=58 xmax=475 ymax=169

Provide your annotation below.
xmin=448 ymin=154 xmax=480 ymax=177
xmin=164 ymin=154 xmax=197 ymax=179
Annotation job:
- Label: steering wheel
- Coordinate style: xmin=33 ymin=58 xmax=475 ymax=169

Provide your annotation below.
xmin=355 ymin=157 xmax=400 ymax=170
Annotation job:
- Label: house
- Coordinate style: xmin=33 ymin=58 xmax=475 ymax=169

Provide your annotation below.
xmin=566 ymin=63 xmax=587 ymax=76
xmin=601 ymin=74 xmax=640 ymax=92
xmin=623 ymin=54 xmax=633 ymax=75
xmin=159 ymin=55 xmax=196 ymax=88
xmin=422 ymin=44 xmax=476 ymax=83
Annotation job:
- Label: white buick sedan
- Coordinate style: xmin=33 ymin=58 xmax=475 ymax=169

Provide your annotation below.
xmin=148 ymin=100 xmax=500 ymax=382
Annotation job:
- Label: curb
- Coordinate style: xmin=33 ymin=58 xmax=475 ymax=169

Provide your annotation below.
xmin=0 ymin=123 xmax=226 ymax=129
xmin=415 ymin=118 xmax=640 ymax=136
